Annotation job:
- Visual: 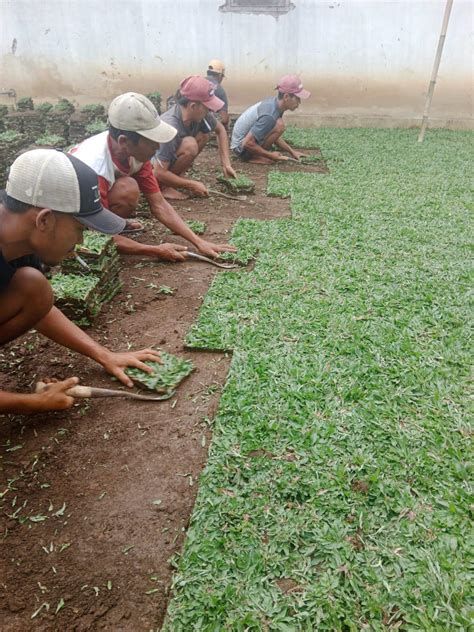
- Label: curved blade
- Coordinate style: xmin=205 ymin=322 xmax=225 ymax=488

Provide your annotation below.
xmin=186 ymin=251 xmax=240 ymax=269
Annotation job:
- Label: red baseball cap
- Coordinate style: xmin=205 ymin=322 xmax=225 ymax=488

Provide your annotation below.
xmin=276 ymin=75 xmax=311 ymax=99
xmin=179 ymin=75 xmax=224 ymax=111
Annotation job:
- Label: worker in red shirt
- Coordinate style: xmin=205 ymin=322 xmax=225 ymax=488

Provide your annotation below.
xmin=71 ymin=92 xmax=236 ymax=259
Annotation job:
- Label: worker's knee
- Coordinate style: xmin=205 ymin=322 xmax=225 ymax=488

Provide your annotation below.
xmin=177 ymin=136 xmax=199 ymax=159
xmin=11 ymin=267 xmax=54 ymax=318
xmin=108 ymin=177 xmax=140 ymax=215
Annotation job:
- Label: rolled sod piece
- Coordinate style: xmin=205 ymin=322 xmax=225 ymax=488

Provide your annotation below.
xmin=217 ymin=173 xmax=255 ymax=194
xmin=125 ymin=352 xmax=194 ymax=394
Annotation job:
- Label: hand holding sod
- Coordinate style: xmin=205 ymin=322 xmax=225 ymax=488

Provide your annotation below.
xmin=196 ymin=238 xmax=237 ymax=259
xmin=222 ymin=163 xmax=237 ymax=179
xmin=98 ymin=348 xmax=163 ymax=388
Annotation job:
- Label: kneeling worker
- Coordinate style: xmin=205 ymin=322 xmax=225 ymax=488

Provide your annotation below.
xmin=71 ymin=92 xmax=235 ymax=259
xmin=231 ymin=75 xmax=311 ymax=164
xmin=206 ymin=59 xmax=230 ymax=131
xmin=0 ymin=149 xmax=164 ymax=414
xmin=154 ymin=76 xmax=236 ymax=201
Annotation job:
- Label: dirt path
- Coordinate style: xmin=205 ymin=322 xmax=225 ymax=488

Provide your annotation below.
xmin=0 ymin=146 xmax=326 ymax=631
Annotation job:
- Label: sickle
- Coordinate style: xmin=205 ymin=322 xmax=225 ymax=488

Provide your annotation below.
xmin=35 ymin=382 xmax=174 ymax=401
xmin=185 ymin=251 xmax=241 ymax=269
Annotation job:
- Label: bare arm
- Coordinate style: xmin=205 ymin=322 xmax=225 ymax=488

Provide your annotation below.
xmin=36 ymin=307 xmax=162 ymax=387
xmin=275 ymin=137 xmax=296 ymax=156
xmin=242 ymin=133 xmax=288 ymax=162
xmin=154 ymin=160 xmax=207 ymax=196
xmin=215 ymin=121 xmax=236 ymax=178
xmin=146 ymin=191 xmax=206 ymax=248
xmin=219 ymin=111 xmax=230 ymax=131
xmin=113 ymin=234 xmax=187 ymax=261
xmin=145 ymin=190 xmax=236 ymax=257
xmin=275 ymin=137 xmax=307 ymax=159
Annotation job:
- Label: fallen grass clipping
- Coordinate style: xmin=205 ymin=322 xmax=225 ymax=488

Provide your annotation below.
xmin=125 ymin=351 xmax=194 ymax=395
xmin=164 ymin=128 xmax=473 ymax=630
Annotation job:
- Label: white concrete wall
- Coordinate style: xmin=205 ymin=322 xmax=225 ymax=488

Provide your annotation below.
xmin=1 ymin=0 xmax=472 ymax=127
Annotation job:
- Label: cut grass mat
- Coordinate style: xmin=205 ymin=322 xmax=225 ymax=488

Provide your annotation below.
xmin=164 ymin=128 xmax=473 ymax=630
xmin=125 ymin=351 xmax=194 ymax=395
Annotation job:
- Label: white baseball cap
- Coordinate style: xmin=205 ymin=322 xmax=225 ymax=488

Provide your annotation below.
xmin=6 ymin=149 xmax=126 ymax=234
xmin=108 ymin=92 xmax=177 ymax=143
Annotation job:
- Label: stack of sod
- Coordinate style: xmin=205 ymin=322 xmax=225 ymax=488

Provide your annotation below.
xmin=34 ymin=133 xmax=67 ymax=148
xmin=4 ymin=112 xmax=24 ymax=134
xmin=53 ymin=232 xmax=122 ymax=324
xmin=21 ymin=111 xmax=45 ymax=140
xmin=0 ymin=130 xmax=29 ymax=188
xmin=68 ymin=112 xmax=89 ymax=144
xmin=125 ymin=351 xmax=194 ymax=396
xmin=217 ymin=173 xmax=255 ymax=194
xmin=0 ymin=105 xmax=8 ymax=133
xmin=50 ymin=273 xmax=105 ymax=325
xmin=41 ymin=99 xmax=73 ymax=140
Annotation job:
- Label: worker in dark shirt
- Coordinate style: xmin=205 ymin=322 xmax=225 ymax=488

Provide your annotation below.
xmin=206 ymin=59 xmax=229 ymax=131
xmin=0 ymin=149 xmax=163 ymax=415
xmin=154 ymin=75 xmax=236 ymax=200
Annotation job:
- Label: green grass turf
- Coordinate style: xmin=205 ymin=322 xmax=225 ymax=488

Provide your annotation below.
xmin=163 ymin=129 xmax=473 ymax=630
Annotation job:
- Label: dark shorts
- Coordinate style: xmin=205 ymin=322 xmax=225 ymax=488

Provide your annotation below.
xmin=232 ymin=146 xmax=254 ymax=162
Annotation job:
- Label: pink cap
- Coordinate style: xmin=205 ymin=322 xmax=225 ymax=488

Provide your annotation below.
xmin=276 ymin=75 xmax=311 ymax=99
xmin=179 ymin=75 xmax=225 ymax=111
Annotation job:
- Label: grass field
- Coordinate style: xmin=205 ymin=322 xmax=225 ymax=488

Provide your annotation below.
xmin=164 ymin=129 xmax=473 ymax=630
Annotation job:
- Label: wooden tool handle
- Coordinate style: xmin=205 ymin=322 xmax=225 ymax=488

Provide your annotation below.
xmin=35 ymin=381 xmax=173 ymax=401
xmin=35 ymin=382 xmax=92 ymax=398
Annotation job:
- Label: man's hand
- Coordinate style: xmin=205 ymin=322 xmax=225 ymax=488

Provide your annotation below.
xmin=196 ymin=239 xmax=237 ymax=259
xmin=222 ymin=163 xmax=237 ymax=178
xmin=291 ymin=150 xmax=308 ymax=160
xmin=98 ymin=348 xmax=163 ymax=387
xmin=188 ymin=181 xmax=209 ymax=197
xmin=154 ymin=243 xmax=188 ymax=262
xmin=34 ymin=377 xmax=79 ymax=411
xmin=270 ymin=152 xmax=291 ymax=162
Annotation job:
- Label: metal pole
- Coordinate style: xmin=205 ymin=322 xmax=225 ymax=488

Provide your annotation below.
xmin=418 ymin=0 xmax=454 ymax=143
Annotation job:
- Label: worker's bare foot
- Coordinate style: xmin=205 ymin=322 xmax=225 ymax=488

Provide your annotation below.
xmin=162 ymin=187 xmax=190 ymax=200
xmin=248 ymin=157 xmax=274 ymax=165
xmin=120 ymin=219 xmax=144 ymax=234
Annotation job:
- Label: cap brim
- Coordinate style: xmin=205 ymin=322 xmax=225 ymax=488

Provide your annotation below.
xmin=295 ymin=88 xmax=311 ymax=99
xmin=138 ymin=120 xmax=177 ymax=143
xmin=76 ymin=206 xmax=126 ymax=235
xmin=202 ymin=94 xmax=225 ymax=112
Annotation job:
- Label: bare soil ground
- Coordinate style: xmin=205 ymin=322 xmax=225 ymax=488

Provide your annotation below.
xmin=0 ymin=145 xmax=326 ymax=631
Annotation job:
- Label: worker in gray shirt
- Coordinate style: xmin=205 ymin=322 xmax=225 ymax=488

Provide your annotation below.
xmin=206 ymin=59 xmax=229 ymax=131
xmin=231 ymin=75 xmax=311 ymax=164
xmin=154 ymin=75 xmax=236 ymax=200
